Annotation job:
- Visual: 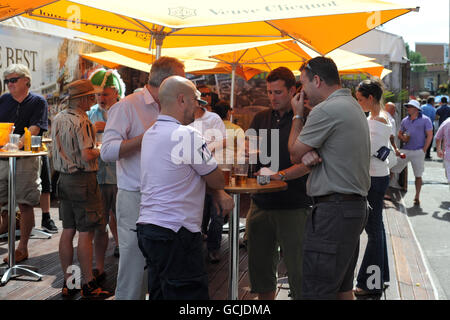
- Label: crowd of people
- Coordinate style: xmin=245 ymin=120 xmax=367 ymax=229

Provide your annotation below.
xmin=0 ymin=55 xmax=448 ymax=300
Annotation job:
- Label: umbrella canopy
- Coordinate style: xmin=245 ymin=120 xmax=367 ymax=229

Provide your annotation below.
xmin=434 ymin=95 xmax=449 ymax=103
xmin=79 ymin=34 xmax=389 ymax=105
xmin=24 ymin=0 xmax=418 ymax=56
xmin=0 ymin=0 xmax=57 ymax=22
xmin=338 ymin=61 xmax=391 ymax=79
xmin=81 ymin=34 xmax=384 ymax=79
xmin=81 ymin=50 xmax=219 ymax=73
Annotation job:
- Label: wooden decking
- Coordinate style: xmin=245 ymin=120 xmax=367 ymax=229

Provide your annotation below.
xmin=0 ymin=191 xmax=437 ymax=300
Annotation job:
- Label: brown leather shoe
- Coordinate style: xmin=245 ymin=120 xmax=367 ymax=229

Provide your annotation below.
xmin=3 ymin=249 xmax=28 ymax=264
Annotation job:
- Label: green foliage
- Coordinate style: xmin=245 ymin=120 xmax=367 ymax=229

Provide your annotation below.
xmin=383 ymin=89 xmax=409 ymax=103
xmin=406 ymin=43 xmax=427 ymax=72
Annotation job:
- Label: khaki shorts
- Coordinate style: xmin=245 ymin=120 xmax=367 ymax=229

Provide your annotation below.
xmin=57 ymin=172 xmax=104 ymax=232
xmin=0 ymin=157 xmax=41 ymax=206
xmin=390 ymin=149 xmax=425 ymax=177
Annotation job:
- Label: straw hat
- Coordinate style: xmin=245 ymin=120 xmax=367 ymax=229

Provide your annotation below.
xmin=67 ymin=80 xmax=102 ymax=99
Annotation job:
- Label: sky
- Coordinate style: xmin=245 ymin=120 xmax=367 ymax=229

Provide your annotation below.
xmin=378 ymin=0 xmax=449 ymax=50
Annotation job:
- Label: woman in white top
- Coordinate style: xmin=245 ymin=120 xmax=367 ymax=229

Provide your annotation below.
xmin=353 ymin=79 xmax=395 ymax=296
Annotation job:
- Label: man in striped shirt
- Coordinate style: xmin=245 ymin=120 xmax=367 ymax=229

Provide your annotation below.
xmin=52 ymin=79 xmax=110 ymax=299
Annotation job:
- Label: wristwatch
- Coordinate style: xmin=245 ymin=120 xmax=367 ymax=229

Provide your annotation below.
xmin=292 ymin=114 xmax=304 ymax=122
xmin=278 ymin=170 xmax=287 ymax=181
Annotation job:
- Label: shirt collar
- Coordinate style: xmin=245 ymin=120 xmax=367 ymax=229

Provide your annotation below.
xmin=69 ymin=106 xmax=90 ymax=119
xmin=143 ymin=86 xmax=158 ymax=106
xmin=325 ymin=88 xmax=350 ymax=101
xmin=271 ymin=108 xmax=293 ymax=120
xmin=157 ymin=114 xmax=181 ymax=124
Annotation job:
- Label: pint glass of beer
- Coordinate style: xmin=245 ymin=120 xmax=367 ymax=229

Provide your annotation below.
xmin=219 ymin=164 xmax=233 ymax=186
xmin=31 ymin=136 xmax=42 ymax=153
xmin=233 ymin=164 xmax=249 ymax=187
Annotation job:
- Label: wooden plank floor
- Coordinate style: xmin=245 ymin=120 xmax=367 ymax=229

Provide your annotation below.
xmin=0 ymin=192 xmax=437 ymax=300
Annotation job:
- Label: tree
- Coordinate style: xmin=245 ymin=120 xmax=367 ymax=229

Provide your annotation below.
xmin=406 ymin=43 xmax=427 ymax=72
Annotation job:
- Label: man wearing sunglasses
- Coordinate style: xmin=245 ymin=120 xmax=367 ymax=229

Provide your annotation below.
xmin=197 ymin=84 xmax=218 ymax=111
xmin=0 ymin=64 xmax=49 ymax=264
xmin=289 ymin=57 xmax=371 ymax=300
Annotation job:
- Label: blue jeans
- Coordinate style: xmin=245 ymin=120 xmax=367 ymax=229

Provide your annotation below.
xmin=356 ymin=175 xmax=390 ymax=292
xmin=137 ymin=224 xmax=209 ymax=300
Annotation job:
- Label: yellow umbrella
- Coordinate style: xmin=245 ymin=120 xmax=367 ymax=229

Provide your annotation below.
xmin=80 ymin=34 xmax=381 ymax=77
xmin=24 ymin=0 xmax=418 ymax=57
xmin=339 ymin=61 xmax=392 ymax=79
xmin=81 ymin=50 xmax=219 ymax=73
xmin=0 ymin=0 xmax=57 ymax=22
xmin=78 ymin=35 xmax=386 ymax=106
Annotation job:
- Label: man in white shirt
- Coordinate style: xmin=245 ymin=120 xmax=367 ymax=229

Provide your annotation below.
xmin=137 ymin=76 xmax=233 ymax=299
xmin=190 ymin=94 xmax=227 ymax=263
xmin=101 ymin=57 xmax=185 ymax=300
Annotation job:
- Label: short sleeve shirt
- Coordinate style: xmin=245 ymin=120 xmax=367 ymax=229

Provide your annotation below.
xmin=299 ymin=88 xmax=371 ymax=197
xmin=52 ymin=107 xmax=98 ymax=173
xmin=436 ymin=105 xmax=450 ymax=127
xmin=435 ymin=118 xmax=450 ymax=161
xmin=138 ymin=115 xmax=218 ymax=233
xmin=0 ymin=92 xmax=48 ymax=135
xmin=87 ymin=104 xmax=117 ymax=185
xmin=399 ymin=114 xmax=433 ymax=150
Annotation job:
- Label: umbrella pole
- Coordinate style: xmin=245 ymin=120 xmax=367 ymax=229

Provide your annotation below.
xmin=154 ymin=34 xmax=165 ymax=60
xmin=230 ymin=64 xmax=236 ymax=122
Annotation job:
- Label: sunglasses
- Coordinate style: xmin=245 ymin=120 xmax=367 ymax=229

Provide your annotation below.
xmin=4 ymin=76 xmax=23 ymax=84
xmin=303 ymin=62 xmax=314 ymax=73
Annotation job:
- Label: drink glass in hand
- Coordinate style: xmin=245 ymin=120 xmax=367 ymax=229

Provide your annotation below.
xmin=403 ymin=131 xmax=410 ymax=143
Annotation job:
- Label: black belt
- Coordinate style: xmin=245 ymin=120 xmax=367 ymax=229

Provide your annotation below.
xmin=312 ymin=193 xmax=365 ymax=204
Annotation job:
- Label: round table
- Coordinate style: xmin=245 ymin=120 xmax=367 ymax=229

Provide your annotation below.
xmin=224 ymin=178 xmax=287 ymax=300
xmin=0 ymin=151 xmax=47 ymax=285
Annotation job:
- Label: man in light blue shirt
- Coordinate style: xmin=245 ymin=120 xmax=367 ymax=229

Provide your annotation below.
xmin=421 ymin=96 xmax=436 ymax=159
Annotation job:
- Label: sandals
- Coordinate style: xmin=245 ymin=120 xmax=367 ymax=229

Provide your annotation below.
xmin=62 ymin=282 xmax=80 ymax=297
xmin=3 ymin=249 xmax=28 ymax=264
xmin=413 ymin=198 xmax=420 ymax=206
xmin=92 ymin=268 xmax=106 ymax=284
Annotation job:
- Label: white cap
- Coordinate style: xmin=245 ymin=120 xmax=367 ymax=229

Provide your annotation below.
xmin=403 ymin=99 xmax=421 ymax=110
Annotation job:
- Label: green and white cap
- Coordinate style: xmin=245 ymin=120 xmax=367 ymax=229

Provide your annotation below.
xmin=89 ymin=68 xmax=126 ymax=98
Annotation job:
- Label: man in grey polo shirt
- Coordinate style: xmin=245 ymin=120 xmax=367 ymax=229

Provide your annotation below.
xmin=288 ymin=57 xmax=370 ymax=300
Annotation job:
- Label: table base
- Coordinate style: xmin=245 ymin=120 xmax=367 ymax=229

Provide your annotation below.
xmin=0 ymin=228 xmax=52 ymax=240
xmin=0 ymin=264 xmax=42 ymax=285
xmin=228 ymin=194 xmax=240 ymax=300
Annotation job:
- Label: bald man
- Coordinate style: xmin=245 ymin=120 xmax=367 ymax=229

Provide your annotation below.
xmin=136 ymin=76 xmax=234 ymax=300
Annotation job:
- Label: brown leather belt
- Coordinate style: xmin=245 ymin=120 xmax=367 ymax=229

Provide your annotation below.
xmin=312 ymin=193 xmax=365 ymax=204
